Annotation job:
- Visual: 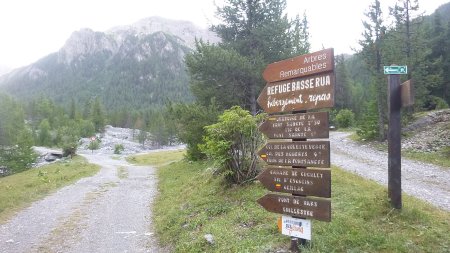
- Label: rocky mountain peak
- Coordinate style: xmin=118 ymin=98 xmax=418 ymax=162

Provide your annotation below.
xmin=58 ymin=28 xmax=118 ymax=65
xmin=108 ymin=16 xmax=220 ymax=48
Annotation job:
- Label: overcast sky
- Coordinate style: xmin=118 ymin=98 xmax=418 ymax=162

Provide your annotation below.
xmin=0 ymin=0 xmax=448 ymax=69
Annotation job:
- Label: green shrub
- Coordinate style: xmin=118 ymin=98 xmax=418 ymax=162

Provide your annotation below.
xmin=335 ymin=109 xmax=355 ymax=128
xmin=62 ymin=142 xmax=77 ymax=157
xmin=200 ymin=106 xmax=265 ymax=184
xmin=432 ymin=96 xmax=449 ymax=110
xmin=169 ymin=102 xmax=219 ymax=161
xmin=356 ymin=101 xmax=380 ymax=140
xmin=114 ymin=144 xmax=125 ymax=154
xmin=88 ymin=140 xmax=100 ymax=152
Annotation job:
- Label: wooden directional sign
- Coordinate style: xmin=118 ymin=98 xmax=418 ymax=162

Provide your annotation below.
xmin=257 ymin=167 xmax=331 ymax=197
xmin=401 ymin=79 xmax=414 ymax=107
xmin=257 ymin=193 xmax=331 ymax=222
xmin=259 ymin=112 xmax=329 ymax=139
xmin=263 ymin=48 xmax=334 ymax=83
xmin=258 ymin=141 xmax=330 ymax=168
xmin=257 ymin=72 xmax=335 ymax=113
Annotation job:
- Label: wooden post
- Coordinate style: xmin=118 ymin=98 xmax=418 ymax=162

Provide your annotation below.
xmin=291 ymin=110 xmax=307 ymax=252
xmin=388 ymin=74 xmax=402 ymax=209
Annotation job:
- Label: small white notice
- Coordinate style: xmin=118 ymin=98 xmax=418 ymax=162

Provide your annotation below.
xmin=281 ymin=216 xmax=311 ymax=240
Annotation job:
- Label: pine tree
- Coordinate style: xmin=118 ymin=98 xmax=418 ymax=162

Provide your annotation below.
xmin=359 ymin=0 xmax=387 ymax=141
xmin=90 ymin=97 xmax=105 ymax=132
xmin=187 ymin=0 xmax=310 ymax=114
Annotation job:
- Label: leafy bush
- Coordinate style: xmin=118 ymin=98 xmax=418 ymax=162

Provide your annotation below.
xmin=114 ymin=144 xmax=125 ymax=154
xmin=88 ymin=140 xmax=100 ymax=152
xmin=169 ymin=102 xmax=219 ymax=161
xmin=335 ymin=109 xmax=355 ymax=128
xmin=62 ymin=142 xmax=77 ymax=158
xmin=427 ymin=96 xmax=449 ymax=110
xmin=200 ymin=106 xmax=265 ymax=184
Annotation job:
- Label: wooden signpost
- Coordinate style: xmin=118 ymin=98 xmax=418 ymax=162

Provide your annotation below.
xmin=257 ymin=167 xmax=331 ymax=197
xmin=384 ymin=66 xmax=413 ymax=210
xmin=258 ymin=194 xmax=331 ymax=222
xmin=257 ymin=48 xmax=335 ymax=252
xmin=259 ymin=112 xmax=329 ymax=139
xmin=257 ymin=72 xmax=335 ymax=113
xmin=258 ymin=141 xmax=330 ymax=167
xmin=262 ymin=48 xmax=334 ymax=83
xmin=401 ymin=79 xmax=414 ymax=107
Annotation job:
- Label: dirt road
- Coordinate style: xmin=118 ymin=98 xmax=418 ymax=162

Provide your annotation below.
xmin=0 ymin=153 xmax=166 ymax=253
xmin=330 ymin=131 xmax=450 ymax=211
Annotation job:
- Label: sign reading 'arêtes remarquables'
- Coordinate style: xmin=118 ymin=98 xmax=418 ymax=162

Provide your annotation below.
xmin=257 ymin=72 xmax=335 ymax=113
xmin=259 ymin=112 xmax=329 ymax=139
xmin=263 ymin=48 xmax=334 ymax=83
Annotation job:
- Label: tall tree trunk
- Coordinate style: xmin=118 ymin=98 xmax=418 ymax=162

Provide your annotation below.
xmin=250 ymin=82 xmax=257 ymax=115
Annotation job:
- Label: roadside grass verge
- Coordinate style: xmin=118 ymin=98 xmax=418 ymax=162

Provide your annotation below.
xmin=126 ymin=149 xmax=185 ymax=167
xmin=403 ymin=149 xmax=450 ymax=168
xmin=0 ymin=156 xmax=100 ymax=223
xmin=152 ymin=158 xmax=450 ymax=252
xmin=346 ymin=131 xmax=449 ymax=168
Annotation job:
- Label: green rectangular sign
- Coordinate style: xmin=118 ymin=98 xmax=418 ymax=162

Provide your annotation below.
xmin=384 ymin=66 xmax=407 ymax=75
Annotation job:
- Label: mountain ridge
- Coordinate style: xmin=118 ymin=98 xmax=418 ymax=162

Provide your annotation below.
xmin=0 ymin=16 xmax=220 ymax=111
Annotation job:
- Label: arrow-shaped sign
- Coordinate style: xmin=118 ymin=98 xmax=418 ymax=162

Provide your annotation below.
xmin=262 ymin=48 xmax=335 ymax=83
xmin=257 ymin=72 xmax=335 ymax=113
xmin=257 ymin=193 xmax=331 ymax=222
xmin=259 ymin=112 xmax=329 ymax=139
xmin=257 ymin=167 xmax=331 ymax=197
xmin=258 ymin=141 xmax=330 ymax=168
xmin=384 ymin=66 xmax=407 ymax=75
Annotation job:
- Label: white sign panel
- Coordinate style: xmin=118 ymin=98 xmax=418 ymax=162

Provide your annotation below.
xmin=281 ymin=216 xmax=311 ymax=240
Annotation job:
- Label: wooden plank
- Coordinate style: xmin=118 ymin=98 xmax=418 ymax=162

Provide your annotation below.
xmin=258 ymin=141 xmax=330 ymax=168
xmin=388 ymin=75 xmax=402 ymax=209
xmin=259 ymin=112 xmax=329 ymax=139
xmin=257 ymin=72 xmax=335 ymax=113
xmin=257 ymin=193 xmax=331 ymax=222
xmin=257 ymin=167 xmax=331 ymax=198
xmin=263 ymin=48 xmax=334 ymax=83
xmin=401 ymin=79 xmax=414 ymax=107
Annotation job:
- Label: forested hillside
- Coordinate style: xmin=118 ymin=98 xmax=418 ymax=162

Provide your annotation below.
xmin=333 ymin=1 xmax=450 ymax=140
xmin=0 ymin=17 xmax=219 ymax=111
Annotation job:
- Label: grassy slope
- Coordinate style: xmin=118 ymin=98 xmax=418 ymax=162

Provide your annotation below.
xmin=0 ymin=156 xmax=100 ymax=223
xmin=139 ymin=150 xmax=450 ymax=252
xmin=126 ymin=149 xmax=185 ymax=167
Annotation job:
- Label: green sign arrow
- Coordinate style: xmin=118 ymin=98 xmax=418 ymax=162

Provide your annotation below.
xmin=384 ymin=66 xmax=407 ymax=75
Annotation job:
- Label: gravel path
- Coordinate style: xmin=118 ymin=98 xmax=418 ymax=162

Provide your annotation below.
xmin=0 ymin=153 xmax=166 ymax=253
xmin=331 ymin=131 xmax=450 ymax=211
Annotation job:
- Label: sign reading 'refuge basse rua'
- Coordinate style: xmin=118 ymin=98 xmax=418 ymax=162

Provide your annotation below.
xmin=257 ymin=72 xmax=335 ymax=113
